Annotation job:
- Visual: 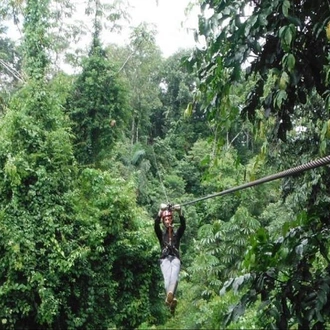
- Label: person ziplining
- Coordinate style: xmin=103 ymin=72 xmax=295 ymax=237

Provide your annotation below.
xmin=154 ymin=203 xmax=186 ymax=315
xmin=152 ymin=154 xmax=330 ymax=315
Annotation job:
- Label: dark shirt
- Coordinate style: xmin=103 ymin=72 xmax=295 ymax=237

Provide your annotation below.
xmin=154 ymin=213 xmax=186 ymax=259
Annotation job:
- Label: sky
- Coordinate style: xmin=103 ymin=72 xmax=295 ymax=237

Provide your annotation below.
xmin=4 ymin=0 xmax=202 ymax=70
xmin=124 ymin=0 xmax=201 ymax=57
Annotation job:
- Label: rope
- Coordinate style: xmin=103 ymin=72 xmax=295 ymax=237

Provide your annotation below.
xmin=181 ymin=154 xmax=330 ymax=207
xmin=152 ymin=145 xmax=169 ymax=203
xmin=151 ymin=120 xmax=181 ymax=204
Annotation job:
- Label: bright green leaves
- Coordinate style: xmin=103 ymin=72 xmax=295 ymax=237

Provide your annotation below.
xmin=66 ymin=45 xmax=129 ymax=165
xmin=0 ymin=75 xmax=76 ymax=329
xmin=4 ymin=154 xmax=21 ymax=186
xmin=184 ymin=102 xmax=193 ymax=118
xmin=0 ymin=7 xmax=151 ymax=326
xmin=279 ymin=71 xmax=289 ymax=90
xmin=268 ymin=23 xmax=296 ymax=113
xmin=23 ymin=0 xmax=51 ymax=79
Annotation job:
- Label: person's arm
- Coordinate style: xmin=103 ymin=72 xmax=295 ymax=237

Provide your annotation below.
xmin=154 ymin=212 xmax=163 ymax=243
xmin=176 ymin=207 xmax=186 ymax=238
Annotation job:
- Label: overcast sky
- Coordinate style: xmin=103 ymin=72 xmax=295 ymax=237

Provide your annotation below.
xmin=5 ymin=0 xmax=202 ymax=63
xmin=125 ymin=0 xmax=200 ymax=57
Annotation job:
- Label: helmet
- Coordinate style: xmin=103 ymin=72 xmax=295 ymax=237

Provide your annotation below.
xmin=162 ymin=210 xmax=173 ymax=219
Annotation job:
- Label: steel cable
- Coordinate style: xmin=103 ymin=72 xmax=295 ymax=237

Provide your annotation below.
xmin=181 ymin=154 xmax=330 ymax=207
xmin=152 ymin=145 xmax=169 ymax=204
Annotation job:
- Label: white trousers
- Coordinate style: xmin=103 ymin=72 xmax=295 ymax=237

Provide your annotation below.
xmin=160 ymin=256 xmax=181 ymax=294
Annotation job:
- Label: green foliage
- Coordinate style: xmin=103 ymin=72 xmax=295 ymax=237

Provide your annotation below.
xmin=66 ymin=41 xmax=130 ymax=166
xmin=0 ymin=86 xmax=162 ymax=327
xmin=0 ymin=3 xmax=162 ymax=327
xmin=222 ymin=207 xmax=330 ymax=328
xmin=191 ymin=0 xmax=330 ymax=141
xmin=0 ymin=37 xmax=23 ymax=100
xmin=22 ymin=0 xmax=51 ymax=79
xmin=106 ymin=25 xmax=163 ymax=145
xmin=155 ymin=50 xmax=209 ymax=153
xmin=64 ymin=168 xmax=163 ymax=329
xmin=0 ymin=75 xmax=74 ymax=327
xmin=219 ymin=160 xmax=330 ymax=328
xmin=4 ymin=0 xmax=330 ymax=328
xmin=181 ymin=1 xmax=330 ymax=327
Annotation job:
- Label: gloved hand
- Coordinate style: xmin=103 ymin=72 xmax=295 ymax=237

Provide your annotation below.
xmin=158 ymin=203 xmax=167 ymax=219
xmin=160 ymin=203 xmax=168 ymax=210
xmin=173 ymin=204 xmax=182 ymax=215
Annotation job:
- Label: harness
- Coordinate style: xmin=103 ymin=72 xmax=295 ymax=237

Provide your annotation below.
xmin=162 ymin=224 xmax=180 ymax=258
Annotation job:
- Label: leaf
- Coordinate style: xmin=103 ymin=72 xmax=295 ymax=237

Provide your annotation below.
xmin=268 ymin=306 xmax=280 ymax=320
xmin=245 ymin=15 xmax=258 ymax=37
xmin=326 ymin=22 xmax=330 ymax=41
xmin=232 ymin=273 xmax=251 ymax=293
xmin=282 ymin=0 xmax=290 ymax=18
xmin=279 ymin=25 xmax=294 ymax=51
xmin=319 ymin=140 xmax=327 ymax=156
xmin=279 ymin=72 xmax=289 ymax=90
xmin=274 ymin=90 xmax=287 ymax=108
xmin=295 ymin=238 xmax=307 ymax=256
xmin=286 ymin=54 xmax=295 ymax=72
xmin=232 ymin=276 xmax=244 ymax=293
xmin=284 ymin=27 xmax=293 ymax=47
xmin=287 ymin=15 xmax=301 ymax=26
xmin=317 ymin=287 xmax=327 ymax=307
xmin=184 ymin=102 xmax=193 ymax=118
xmin=326 ymin=120 xmax=330 ymax=138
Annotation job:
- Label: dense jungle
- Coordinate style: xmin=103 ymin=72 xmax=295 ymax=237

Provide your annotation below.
xmin=1 ymin=0 xmax=330 ymax=329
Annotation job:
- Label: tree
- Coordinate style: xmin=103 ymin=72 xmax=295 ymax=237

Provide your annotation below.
xmin=191 ymin=0 xmax=330 ymax=141
xmin=0 ymin=1 xmax=162 ymax=328
xmin=0 ymin=37 xmax=23 ymax=113
xmin=66 ymin=38 xmax=130 ymax=166
xmin=154 ymin=50 xmax=211 ymax=159
xmin=188 ymin=0 xmax=330 ymax=328
xmin=106 ymin=24 xmax=163 ymax=145
xmin=0 ymin=0 xmax=76 ymax=326
xmin=65 ymin=0 xmax=132 ymax=166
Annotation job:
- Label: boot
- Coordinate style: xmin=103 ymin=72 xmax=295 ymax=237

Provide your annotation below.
xmin=170 ymin=298 xmax=177 ymax=315
xmin=165 ymin=291 xmax=173 ymax=305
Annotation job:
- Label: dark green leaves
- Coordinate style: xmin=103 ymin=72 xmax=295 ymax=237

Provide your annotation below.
xmin=193 ymin=0 xmax=330 ymax=140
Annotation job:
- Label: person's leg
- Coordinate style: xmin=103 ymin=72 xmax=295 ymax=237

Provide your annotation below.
xmin=168 ymin=257 xmax=181 ymax=314
xmin=160 ymin=257 xmax=181 ymax=304
xmin=160 ymin=258 xmax=170 ymax=289
xmin=167 ymin=257 xmax=181 ymax=295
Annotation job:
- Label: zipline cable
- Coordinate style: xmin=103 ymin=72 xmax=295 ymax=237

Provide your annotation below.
xmin=152 ymin=145 xmax=169 ymax=204
xmin=151 ymin=119 xmax=185 ymax=205
xmin=180 ymin=154 xmax=330 ymax=207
